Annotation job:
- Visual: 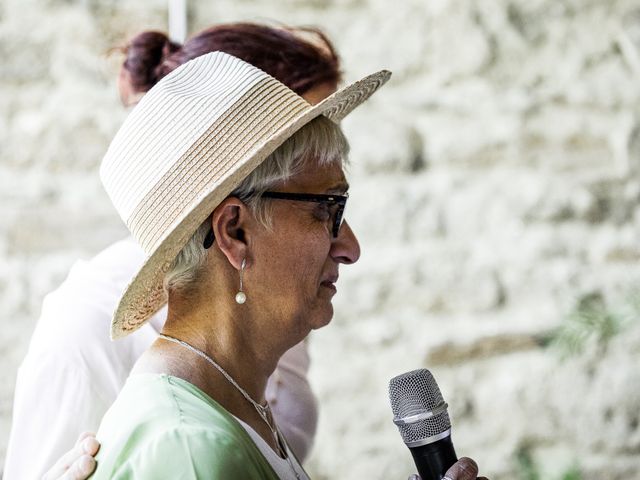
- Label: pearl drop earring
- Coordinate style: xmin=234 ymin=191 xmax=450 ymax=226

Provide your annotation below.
xmin=235 ymin=258 xmax=247 ymax=304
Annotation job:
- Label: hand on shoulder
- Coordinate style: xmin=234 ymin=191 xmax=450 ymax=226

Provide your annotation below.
xmin=43 ymin=432 xmax=99 ymax=480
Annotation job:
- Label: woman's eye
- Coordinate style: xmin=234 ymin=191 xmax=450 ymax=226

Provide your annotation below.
xmin=314 ymin=203 xmax=332 ymax=221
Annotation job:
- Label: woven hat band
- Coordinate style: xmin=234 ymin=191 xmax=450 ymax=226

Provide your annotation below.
xmin=128 ymin=77 xmax=310 ymax=253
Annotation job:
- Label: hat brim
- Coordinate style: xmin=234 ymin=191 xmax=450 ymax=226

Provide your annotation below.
xmin=110 ymin=69 xmax=391 ymax=339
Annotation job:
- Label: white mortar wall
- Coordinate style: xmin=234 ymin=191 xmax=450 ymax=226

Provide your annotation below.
xmin=1 ymin=1 xmax=640 ymax=479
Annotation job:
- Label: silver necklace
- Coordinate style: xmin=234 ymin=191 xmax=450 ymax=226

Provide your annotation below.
xmin=158 ymin=333 xmax=302 ymax=480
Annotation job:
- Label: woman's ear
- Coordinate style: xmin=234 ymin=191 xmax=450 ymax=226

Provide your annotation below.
xmin=210 ymin=197 xmax=252 ymax=270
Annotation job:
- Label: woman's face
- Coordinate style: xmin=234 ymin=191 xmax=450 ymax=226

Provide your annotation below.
xmin=248 ymin=160 xmax=360 ymax=339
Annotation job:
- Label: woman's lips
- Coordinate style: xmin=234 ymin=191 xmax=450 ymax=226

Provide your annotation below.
xmin=320 ymin=275 xmax=338 ymax=293
xmin=320 ymin=281 xmax=337 ymax=293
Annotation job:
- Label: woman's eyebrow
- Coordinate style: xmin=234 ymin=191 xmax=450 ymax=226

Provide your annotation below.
xmin=326 ymin=182 xmax=349 ymax=194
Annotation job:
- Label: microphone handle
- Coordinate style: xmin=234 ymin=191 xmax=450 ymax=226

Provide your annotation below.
xmin=409 ymin=435 xmax=458 ymax=480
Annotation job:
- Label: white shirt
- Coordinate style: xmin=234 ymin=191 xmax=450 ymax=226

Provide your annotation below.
xmin=235 ymin=416 xmax=310 ymax=480
xmin=3 ymin=237 xmax=318 ymax=480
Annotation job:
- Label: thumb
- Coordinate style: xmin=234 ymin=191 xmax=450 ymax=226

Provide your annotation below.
xmin=443 ymin=457 xmax=478 ymax=480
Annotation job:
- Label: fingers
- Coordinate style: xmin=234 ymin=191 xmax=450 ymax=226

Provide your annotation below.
xmin=42 ymin=433 xmax=99 ymax=480
xmin=408 ymin=457 xmax=487 ymax=480
xmin=443 ymin=457 xmax=479 ymax=480
xmin=76 ymin=431 xmax=93 ymax=442
xmin=79 ymin=435 xmax=100 ymax=456
xmin=42 ymin=442 xmax=84 ymax=480
xmin=59 ymin=454 xmax=96 ymax=480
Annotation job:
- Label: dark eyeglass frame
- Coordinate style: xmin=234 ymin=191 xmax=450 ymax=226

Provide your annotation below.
xmin=261 ymin=191 xmax=348 ymax=238
xmin=202 ymin=191 xmax=349 ymax=248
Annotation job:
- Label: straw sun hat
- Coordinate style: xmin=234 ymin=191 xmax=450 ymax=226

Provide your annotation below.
xmin=100 ymin=51 xmax=390 ymax=339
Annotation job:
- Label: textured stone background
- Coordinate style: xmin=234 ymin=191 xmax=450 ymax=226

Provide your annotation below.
xmin=2 ymin=0 xmax=640 ymax=479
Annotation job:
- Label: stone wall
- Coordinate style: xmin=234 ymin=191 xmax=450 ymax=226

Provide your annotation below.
xmin=2 ymin=0 xmax=640 ymax=478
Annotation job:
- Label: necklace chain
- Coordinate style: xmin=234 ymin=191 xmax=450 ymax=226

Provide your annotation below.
xmin=159 ymin=334 xmax=268 ymax=415
xmin=158 ymin=334 xmax=302 ymax=479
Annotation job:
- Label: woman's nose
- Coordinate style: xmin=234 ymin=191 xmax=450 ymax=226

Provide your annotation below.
xmin=331 ymin=220 xmax=361 ymax=264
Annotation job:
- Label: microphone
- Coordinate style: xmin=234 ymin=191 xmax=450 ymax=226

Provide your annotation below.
xmin=389 ymin=369 xmax=458 ymax=480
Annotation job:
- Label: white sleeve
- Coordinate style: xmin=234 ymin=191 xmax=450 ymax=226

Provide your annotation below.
xmin=265 ymin=340 xmax=318 ymax=464
xmin=3 ymin=352 xmax=111 ymax=480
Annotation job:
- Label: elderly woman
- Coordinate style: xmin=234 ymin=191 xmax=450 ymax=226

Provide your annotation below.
xmin=86 ymin=52 xmax=389 ymax=478
xmin=6 ymin=23 xmax=346 ymax=480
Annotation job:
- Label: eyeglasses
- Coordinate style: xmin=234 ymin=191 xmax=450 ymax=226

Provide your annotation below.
xmin=261 ymin=191 xmax=348 ymax=238
xmin=202 ymin=191 xmax=349 ymax=248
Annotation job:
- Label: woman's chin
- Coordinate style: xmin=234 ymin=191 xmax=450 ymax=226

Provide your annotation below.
xmin=310 ymin=304 xmax=334 ymax=330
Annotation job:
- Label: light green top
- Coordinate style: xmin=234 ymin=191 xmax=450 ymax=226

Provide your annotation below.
xmin=90 ymin=373 xmax=280 ymax=479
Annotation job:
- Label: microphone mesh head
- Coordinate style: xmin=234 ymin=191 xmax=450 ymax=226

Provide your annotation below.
xmin=388 ymin=369 xmax=452 ymax=446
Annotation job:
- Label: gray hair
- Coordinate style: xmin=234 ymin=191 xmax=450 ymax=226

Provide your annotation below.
xmin=163 ymin=116 xmax=349 ymax=295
